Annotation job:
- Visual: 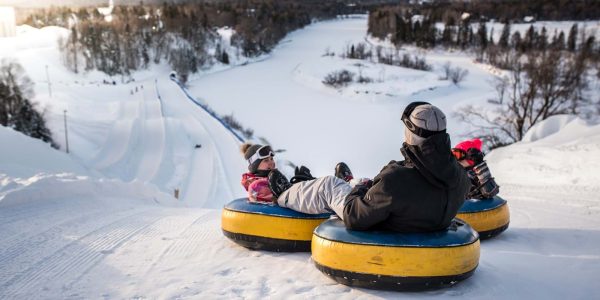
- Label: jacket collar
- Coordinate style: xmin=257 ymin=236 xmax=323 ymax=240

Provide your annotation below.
xmin=401 ymin=133 xmax=464 ymax=189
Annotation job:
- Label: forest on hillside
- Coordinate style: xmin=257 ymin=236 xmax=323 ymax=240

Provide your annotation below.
xmin=21 ymin=0 xmax=396 ymax=82
xmin=367 ymin=0 xmax=600 ymax=148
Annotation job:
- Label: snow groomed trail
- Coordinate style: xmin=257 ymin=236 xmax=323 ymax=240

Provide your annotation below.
xmin=84 ymin=76 xmax=245 ymax=206
xmin=157 ymin=78 xmax=244 ymax=206
xmin=1 ymin=183 xmax=598 ymax=299
xmin=0 ymin=74 xmax=248 ymax=298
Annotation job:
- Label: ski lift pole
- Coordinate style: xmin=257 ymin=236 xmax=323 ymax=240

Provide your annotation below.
xmin=64 ymin=110 xmax=69 ymax=153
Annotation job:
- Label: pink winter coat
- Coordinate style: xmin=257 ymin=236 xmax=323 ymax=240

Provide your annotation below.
xmin=241 ymin=172 xmax=274 ymax=203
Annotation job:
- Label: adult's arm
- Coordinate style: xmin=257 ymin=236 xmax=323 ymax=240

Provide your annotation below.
xmin=343 ymin=178 xmax=392 ymax=230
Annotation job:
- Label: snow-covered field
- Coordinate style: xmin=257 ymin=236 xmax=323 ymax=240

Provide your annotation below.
xmin=1 ymin=16 xmax=599 ymax=299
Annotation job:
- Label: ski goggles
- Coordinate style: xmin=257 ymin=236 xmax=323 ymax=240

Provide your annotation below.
xmin=451 ymin=148 xmax=467 ymax=161
xmin=248 ymin=145 xmax=274 ymax=165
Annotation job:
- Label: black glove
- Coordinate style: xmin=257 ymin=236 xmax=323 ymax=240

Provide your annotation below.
xmin=295 ymin=166 xmax=313 ymax=177
xmin=290 ymin=165 xmax=315 ymax=184
xmin=466 ymin=148 xmax=484 ymax=165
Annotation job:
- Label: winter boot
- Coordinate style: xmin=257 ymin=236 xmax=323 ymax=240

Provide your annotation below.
xmin=268 ymin=169 xmax=292 ymax=198
xmin=471 ymin=161 xmax=500 ymax=199
xmin=335 ymin=162 xmax=354 ymax=182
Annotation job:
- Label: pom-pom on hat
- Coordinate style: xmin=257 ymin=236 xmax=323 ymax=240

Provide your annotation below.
xmin=454 ymin=138 xmax=483 ymax=153
xmin=453 ymin=138 xmax=483 ymax=166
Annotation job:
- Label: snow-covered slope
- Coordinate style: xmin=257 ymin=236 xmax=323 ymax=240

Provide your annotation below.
xmin=1 ymin=17 xmax=599 ymax=299
xmin=489 ymin=115 xmax=600 ymax=188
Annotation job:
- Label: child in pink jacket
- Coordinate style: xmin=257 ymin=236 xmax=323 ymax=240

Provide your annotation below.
xmin=240 ymin=143 xmax=277 ymax=203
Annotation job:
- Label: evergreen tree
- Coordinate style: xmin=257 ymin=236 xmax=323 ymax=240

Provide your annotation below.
xmin=441 ymin=16 xmax=456 ymax=47
xmin=567 ymin=23 xmax=578 ymax=52
xmin=394 ymin=15 xmax=408 ymax=45
xmin=476 ymin=22 xmax=488 ymax=50
xmin=0 ymin=59 xmax=56 ymax=148
xmin=555 ymin=31 xmax=566 ymax=51
xmin=511 ymin=31 xmax=523 ymax=52
xmin=499 ymin=22 xmax=511 ymax=49
xmin=65 ymin=26 xmax=79 ymax=73
xmin=537 ymin=27 xmax=548 ymax=51
xmin=582 ymin=36 xmax=595 ymax=56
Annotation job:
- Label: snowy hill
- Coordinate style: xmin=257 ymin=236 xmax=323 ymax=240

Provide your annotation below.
xmin=1 ymin=16 xmax=600 ymax=299
xmin=489 ymin=115 xmax=600 ymax=188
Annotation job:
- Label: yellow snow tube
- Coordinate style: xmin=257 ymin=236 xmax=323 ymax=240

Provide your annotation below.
xmin=312 ymin=219 xmax=480 ymax=291
xmin=457 ymin=196 xmax=509 ymax=239
xmin=222 ymin=198 xmax=331 ymax=252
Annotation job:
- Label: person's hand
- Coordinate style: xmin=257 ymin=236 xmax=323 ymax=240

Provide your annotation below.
xmin=290 ymin=165 xmax=315 ymax=184
xmin=294 ymin=165 xmax=314 ymax=179
xmin=466 ymin=148 xmax=484 ymax=165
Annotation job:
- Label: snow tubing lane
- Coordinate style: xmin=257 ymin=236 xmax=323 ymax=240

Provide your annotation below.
xmin=311 ymin=219 xmax=480 ymax=291
xmin=221 ymin=198 xmax=332 ymax=252
xmin=457 ymin=196 xmax=510 ymax=239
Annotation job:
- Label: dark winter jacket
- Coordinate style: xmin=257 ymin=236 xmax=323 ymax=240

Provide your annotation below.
xmin=343 ymin=133 xmax=471 ymax=232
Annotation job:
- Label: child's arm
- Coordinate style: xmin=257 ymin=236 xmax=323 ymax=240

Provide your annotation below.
xmin=247 ymin=178 xmax=275 ymax=203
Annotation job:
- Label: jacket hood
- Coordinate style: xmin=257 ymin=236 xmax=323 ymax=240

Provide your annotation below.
xmin=401 ymin=133 xmax=464 ymax=189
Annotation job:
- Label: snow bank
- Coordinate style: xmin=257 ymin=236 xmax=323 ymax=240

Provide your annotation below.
xmin=487 ymin=115 xmax=600 ymax=187
xmin=0 ymin=126 xmax=87 ymax=178
xmin=522 ymin=114 xmax=577 ymax=142
xmin=0 ymin=126 xmax=177 ymax=207
xmin=0 ymin=173 xmax=176 ymax=207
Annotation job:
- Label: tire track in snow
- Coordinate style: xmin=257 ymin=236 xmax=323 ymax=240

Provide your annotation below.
xmin=144 ymin=210 xmax=218 ymax=275
xmin=0 ymin=209 xmax=165 ymax=299
xmin=153 ymin=81 xmax=220 ymax=206
xmin=162 ymin=80 xmax=237 ymax=206
xmin=166 ymin=211 xmax=221 ymax=258
xmin=134 ymin=81 xmax=166 ymax=182
xmin=0 ymin=208 xmax=121 ymax=283
xmin=180 ymin=117 xmax=219 ymax=206
xmin=0 ymin=196 xmax=105 ymax=244
xmin=92 ymin=96 xmax=139 ymax=170
xmin=187 ymin=115 xmax=235 ymax=205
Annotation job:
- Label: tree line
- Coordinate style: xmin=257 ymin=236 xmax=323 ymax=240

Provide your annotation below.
xmin=23 ymin=0 xmax=384 ymax=83
xmin=0 ymin=59 xmax=56 ymax=148
xmin=367 ymin=1 xmax=599 ymax=148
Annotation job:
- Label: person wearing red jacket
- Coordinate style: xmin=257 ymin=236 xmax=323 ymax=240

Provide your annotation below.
xmin=240 ymin=143 xmax=277 ymax=203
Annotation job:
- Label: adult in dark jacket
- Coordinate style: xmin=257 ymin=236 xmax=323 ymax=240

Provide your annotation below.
xmin=343 ymin=102 xmax=471 ymax=232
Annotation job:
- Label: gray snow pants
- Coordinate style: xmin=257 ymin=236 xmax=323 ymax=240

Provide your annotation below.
xmin=276 ymin=175 xmax=351 ymax=219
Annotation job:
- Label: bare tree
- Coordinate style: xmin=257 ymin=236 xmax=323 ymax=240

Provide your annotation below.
xmin=455 ymin=50 xmax=588 ymax=148
xmin=322 ymin=70 xmax=355 ymax=88
xmin=440 ymin=62 xmax=469 ymax=85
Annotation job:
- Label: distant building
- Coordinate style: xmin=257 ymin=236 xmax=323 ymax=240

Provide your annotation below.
xmin=523 ymin=16 xmax=536 ymax=23
xmin=0 ymin=6 xmax=16 ymax=38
